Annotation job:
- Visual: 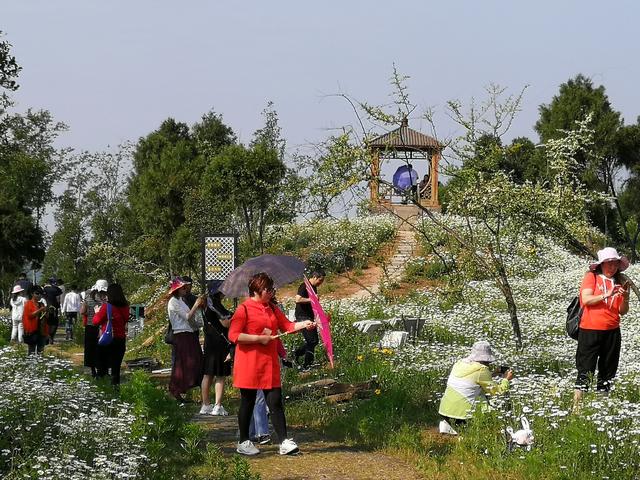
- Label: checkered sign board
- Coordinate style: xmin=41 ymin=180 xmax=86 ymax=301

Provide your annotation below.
xmin=202 ymin=235 xmax=237 ymax=281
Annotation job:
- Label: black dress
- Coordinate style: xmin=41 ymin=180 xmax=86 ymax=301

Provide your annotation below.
xmin=202 ymin=300 xmax=232 ymax=377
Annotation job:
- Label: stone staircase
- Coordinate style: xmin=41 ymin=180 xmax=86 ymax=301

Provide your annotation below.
xmin=349 ymin=207 xmax=420 ymax=299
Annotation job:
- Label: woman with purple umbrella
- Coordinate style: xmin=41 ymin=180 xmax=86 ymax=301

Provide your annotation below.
xmin=229 ymin=272 xmax=315 ymax=457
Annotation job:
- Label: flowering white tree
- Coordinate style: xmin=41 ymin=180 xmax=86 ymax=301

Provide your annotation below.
xmin=303 ymin=72 xmax=608 ymax=348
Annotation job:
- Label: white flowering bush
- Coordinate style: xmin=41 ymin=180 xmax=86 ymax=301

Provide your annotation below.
xmin=264 ymin=214 xmax=396 ymax=272
xmin=0 ymin=349 xmax=146 ymax=479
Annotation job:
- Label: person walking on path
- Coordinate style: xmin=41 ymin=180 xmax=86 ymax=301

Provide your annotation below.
xmin=167 ymin=277 xmax=205 ymax=403
xmin=81 ymin=280 xmax=107 ymax=377
xmin=293 ymin=270 xmax=325 ymax=369
xmin=61 ymin=285 xmax=82 ymax=340
xmin=93 ymin=283 xmax=129 ymax=386
xmin=10 ymin=285 xmax=27 ymax=343
xmin=200 ymin=280 xmax=232 ymax=416
xmin=43 ymin=279 xmax=62 ymax=344
xmin=438 ymin=341 xmax=513 ymax=435
xmin=574 ymin=247 xmax=632 ymax=407
xmin=229 ymin=272 xmax=316 ymax=457
xmin=22 ymin=285 xmax=49 ymax=355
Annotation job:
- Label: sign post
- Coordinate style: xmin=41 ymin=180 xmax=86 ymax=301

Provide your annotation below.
xmin=201 ymin=234 xmax=238 ymax=284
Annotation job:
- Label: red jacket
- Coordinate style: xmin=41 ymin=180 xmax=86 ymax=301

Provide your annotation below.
xmin=93 ymin=303 xmax=129 ymax=339
xmin=228 ymin=299 xmax=296 ymax=389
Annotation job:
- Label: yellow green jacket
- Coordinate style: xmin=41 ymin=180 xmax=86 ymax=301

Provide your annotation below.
xmin=438 ymin=360 xmax=510 ymax=420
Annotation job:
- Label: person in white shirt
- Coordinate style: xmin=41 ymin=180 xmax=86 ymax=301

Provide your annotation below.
xmin=61 ymin=285 xmax=82 ymax=341
xmin=10 ymin=285 xmax=27 ymax=343
xmin=167 ymin=277 xmax=206 ymax=403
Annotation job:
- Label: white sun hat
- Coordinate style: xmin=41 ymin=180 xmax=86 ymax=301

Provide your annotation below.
xmin=92 ymin=279 xmax=109 ymax=292
xmin=465 ymin=340 xmax=497 ymax=363
xmin=11 ymin=285 xmax=24 ymax=294
xmin=589 ymin=247 xmax=629 ymax=272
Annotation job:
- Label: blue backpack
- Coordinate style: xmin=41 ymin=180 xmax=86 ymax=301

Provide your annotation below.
xmin=98 ymin=304 xmax=114 ymax=346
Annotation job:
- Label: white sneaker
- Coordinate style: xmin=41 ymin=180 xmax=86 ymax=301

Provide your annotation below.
xmin=237 ymin=440 xmax=260 ymax=456
xmin=211 ymin=404 xmax=229 ymax=416
xmin=439 ymin=420 xmax=458 ymax=435
xmin=199 ymin=404 xmax=214 ymax=415
xmin=279 ymin=438 xmax=300 ymax=455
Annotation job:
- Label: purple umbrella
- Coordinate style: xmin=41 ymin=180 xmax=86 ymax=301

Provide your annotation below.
xmin=392 ymin=165 xmax=419 ymax=191
xmin=219 ymin=254 xmax=306 ymax=298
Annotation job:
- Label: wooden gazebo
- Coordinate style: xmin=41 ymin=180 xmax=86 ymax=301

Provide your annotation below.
xmin=368 ymin=118 xmax=443 ymax=210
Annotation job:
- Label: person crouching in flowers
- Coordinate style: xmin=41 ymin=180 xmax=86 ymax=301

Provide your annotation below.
xmin=438 ymin=341 xmax=513 ymax=435
xmin=229 ymin=272 xmax=316 ymax=457
xmin=574 ymin=247 xmax=632 ymax=407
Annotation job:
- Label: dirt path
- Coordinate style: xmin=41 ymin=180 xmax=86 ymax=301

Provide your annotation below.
xmin=194 ymin=414 xmax=426 ymax=480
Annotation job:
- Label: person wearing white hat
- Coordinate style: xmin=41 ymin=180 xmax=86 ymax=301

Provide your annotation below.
xmin=81 ymin=280 xmax=108 ymax=377
xmin=574 ymin=247 xmax=632 ymax=405
xmin=10 ymin=284 xmax=27 ymax=343
xmin=438 ymin=341 xmax=513 ymax=435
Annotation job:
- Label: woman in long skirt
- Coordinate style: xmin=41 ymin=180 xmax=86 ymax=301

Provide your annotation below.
xmin=167 ymin=277 xmax=205 ymax=403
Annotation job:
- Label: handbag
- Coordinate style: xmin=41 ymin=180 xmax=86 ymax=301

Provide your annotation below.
xmin=98 ymin=304 xmax=114 ymax=346
xmin=566 ymin=272 xmax=595 ymax=340
xmin=565 ymin=296 xmax=582 ymax=340
xmin=164 ymin=322 xmax=174 ymax=344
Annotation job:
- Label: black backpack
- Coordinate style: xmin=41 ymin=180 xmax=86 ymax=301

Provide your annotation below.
xmin=566 ymin=272 xmax=595 ymax=340
xmin=565 ymin=296 xmax=582 ymax=340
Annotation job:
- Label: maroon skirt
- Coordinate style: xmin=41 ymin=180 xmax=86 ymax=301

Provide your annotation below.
xmin=169 ymin=332 xmax=203 ymax=397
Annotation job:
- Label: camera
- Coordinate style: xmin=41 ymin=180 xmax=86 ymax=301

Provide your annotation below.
xmin=498 ymin=365 xmax=510 ymax=374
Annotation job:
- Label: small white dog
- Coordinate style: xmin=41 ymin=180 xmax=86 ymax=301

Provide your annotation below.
xmin=505 ymin=417 xmax=534 ymax=451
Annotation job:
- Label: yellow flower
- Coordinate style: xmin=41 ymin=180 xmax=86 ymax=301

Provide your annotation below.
xmin=375 ymin=389 xmax=381 ymax=395
xmin=372 ymin=347 xmax=379 ymax=353
xmin=356 ymin=355 xmax=363 ymax=362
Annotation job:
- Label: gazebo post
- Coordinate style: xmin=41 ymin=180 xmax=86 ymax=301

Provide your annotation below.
xmin=370 ymin=149 xmax=380 ymax=204
xmin=430 ymin=149 xmax=440 ymax=207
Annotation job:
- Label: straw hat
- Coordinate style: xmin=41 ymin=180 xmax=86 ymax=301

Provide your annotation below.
xmin=465 ymin=341 xmax=497 ymax=363
xmin=589 ymin=247 xmax=630 ymax=272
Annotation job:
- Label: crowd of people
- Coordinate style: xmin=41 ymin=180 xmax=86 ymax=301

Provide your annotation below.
xmin=9 ymin=276 xmax=130 ymax=385
xmin=5 ymin=246 xmax=633 ymax=457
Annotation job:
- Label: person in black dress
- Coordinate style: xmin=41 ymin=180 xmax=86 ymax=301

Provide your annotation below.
xmin=200 ymin=280 xmax=232 ymax=416
xmin=293 ymin=270 xmax=325 ymax=369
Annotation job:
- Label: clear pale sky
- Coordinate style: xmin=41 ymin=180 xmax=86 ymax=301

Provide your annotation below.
xmin=2 ymin=1 xmax=639 ymax=160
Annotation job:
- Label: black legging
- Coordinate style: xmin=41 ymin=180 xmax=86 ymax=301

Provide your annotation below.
xmin=239 ymin=388 xmax=287 ymax=443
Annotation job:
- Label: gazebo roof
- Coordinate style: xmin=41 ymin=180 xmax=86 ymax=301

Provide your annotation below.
xmin=368 ymin=118 xmax=442 ymax=151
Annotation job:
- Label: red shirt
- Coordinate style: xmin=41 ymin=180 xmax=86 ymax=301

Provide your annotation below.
xmin=228 ymin=299 xmax=296 ymax=389
xmin=93 ymin=303 xmax=129 ymax=339
xmin=580 ymin=272 xmax=624 ymax=330
xmin=23 ymin=299 xmax=46 ymax=335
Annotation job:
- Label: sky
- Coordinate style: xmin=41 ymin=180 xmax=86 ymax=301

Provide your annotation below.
xmin=2 ymin=1 xmax=640 ymax=214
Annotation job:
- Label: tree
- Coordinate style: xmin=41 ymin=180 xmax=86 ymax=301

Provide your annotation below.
xmin=42 ymin=187 xmax=89 ymax=285
xmin=187 ymin=103 xmax=300 ymax=257
xmin=0 ymin=32 xmax=67 ymax=300
xmin=535 ymin=74 xmax=640 ymax=259
xmin=305 ymin=73 xmax=603 ymax=348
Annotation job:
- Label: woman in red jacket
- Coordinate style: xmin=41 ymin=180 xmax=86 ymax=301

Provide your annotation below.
xmin=228 ymin=272 xmax=315 ymax=457
xmin=93 ymin=283 xmax=129 ymax=386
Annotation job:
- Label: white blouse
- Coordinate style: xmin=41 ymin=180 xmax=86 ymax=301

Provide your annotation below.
xmin=167 ymin=296 xmax=197 ymax=333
